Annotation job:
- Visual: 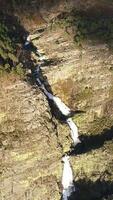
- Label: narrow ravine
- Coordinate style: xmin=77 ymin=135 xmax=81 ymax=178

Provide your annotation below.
xmin=24 ymin=33 xmax=81 ymax=199
xmin=1 ymin=3 xmax=113 ymax=199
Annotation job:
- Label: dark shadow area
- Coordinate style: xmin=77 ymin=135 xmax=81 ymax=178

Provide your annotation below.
xmin=0 ymin=12 xmax=27 ymax=44
xmin=69 ymin=126 xmax=113 ymax=156
xmin=61 ymin=179 xmax=113 ymax=200
xmin=60 ymin=180 xmax=79 ymax=200
xmin=60 ymin=179 xmax=113 ymax=200
xmin=0 ymin=12 xmax=28 ymax=71
xmin=65 ymin=8 xmax=113 ymax=48
xmin=30 ymin=65 xmax=53 ymax=91
xmin=40 ymin=58 xmax=63 ymax=68
xmin=70 ymin=179 xmax=113 ymax=200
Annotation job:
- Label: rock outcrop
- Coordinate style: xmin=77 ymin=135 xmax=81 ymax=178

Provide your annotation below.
xmin=0 ymin=78 xmax=63 ymax=200
xmin=0 ymin=2 xmax=113 ymax=200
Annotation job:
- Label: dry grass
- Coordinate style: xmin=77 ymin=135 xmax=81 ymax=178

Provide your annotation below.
xmin=0 ymin=72 xmax=21 ymax=89
xmin=19 ymin=12 xmax=47 ymax=31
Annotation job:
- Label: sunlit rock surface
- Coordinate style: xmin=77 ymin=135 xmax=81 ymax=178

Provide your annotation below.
xmin=32 ymin=23 xmax=113 ymax=199
xmin=0 ymin=79 xmax=63 ymax=200
xmin=1 ymin=1 xmax=113 ymax=199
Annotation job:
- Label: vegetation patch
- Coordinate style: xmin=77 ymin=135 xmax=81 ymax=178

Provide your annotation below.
xmin=52 ymin=10 xmax=113 ymax=47
xmin=0 ymin=13 xmax=26 ymax=76
xmin=72 ymin=11 xmax=113 ymax=46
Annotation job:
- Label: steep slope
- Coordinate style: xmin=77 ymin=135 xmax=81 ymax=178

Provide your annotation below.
xmin=0 ymin=3 xmax=113 ymax=200
xmin=32 ymin=18 xmax=113 ymax=199
xmin=0 ymin=79 xmax=63 ymax=200
xmin=0 ymin=12 xmax=27 ymax=77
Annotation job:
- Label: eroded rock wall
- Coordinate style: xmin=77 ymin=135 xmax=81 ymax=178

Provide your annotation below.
xmin=0 ymin=1 xmax=113 ymax=200
xmin=0 ymin=78 xmax=63 ymax=200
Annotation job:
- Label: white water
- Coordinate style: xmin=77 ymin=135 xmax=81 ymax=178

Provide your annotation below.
xmin=24 ymin=35 xmax=31 ymax=46
xmin=40 ymin=86 xmax=71 ymax=116
xmin=35 ymin=65 xmax=40 ymax=73
xmin=26 ymin=35 xmax=31 ymax=41
xmin=39 ymin=55 xmax=46 ymax=61
xmin=24 ymin=35 xmax=79 ymax=199
xmin=36 ymin=49 xmax=42 ymax=58
xmin=66 ymin=118 xmax=81 ymax=146
xmin=41 ymin=85 xmax=53 ymax=99
xmin=35 ymin=47 xmax=46 ymax=62
xmin=24 ymin=35 xmax=46 ymax=62
xmin=62 ymin=155 xmax=75 ymax=200
xmin=52 ymin=96 xmax=71 ymax=116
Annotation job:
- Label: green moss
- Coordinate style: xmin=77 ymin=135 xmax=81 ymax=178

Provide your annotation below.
xmin=73 ymin=13 xmax=113 ymax=46
xmin=73 ymin=113 xmax=88 ymax=127
xmin=12 ymin=63 xmax=25 ymax=77
xmin=55 ymin=11 xmax=113 ymax=47
xmin=8 ymin=52 xmax=18 ymax=63
xmin=4 ymin=64 xmax=11 ymax=70
xmin=0 ymin=47 xmax=8 ymax=59
xmin=0 ymin=14 xmax=25 ymax=75
xmin=0 ymin=21 xmax=17 ymax=71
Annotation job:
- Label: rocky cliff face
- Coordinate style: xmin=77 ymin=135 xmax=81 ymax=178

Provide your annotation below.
xmin=0 ymin=1 xmax=113 ymax=200
xmin=0 ymin=77 xmax=63 ymax=200
xmin=1 ymin=0 xmax=113 ymax=30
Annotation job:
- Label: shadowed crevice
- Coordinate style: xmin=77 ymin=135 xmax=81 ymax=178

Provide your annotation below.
xmin=69 ymin=126 xmax=113 ymax=156
xmin=73 ymin=179 xmax=113 ymax=200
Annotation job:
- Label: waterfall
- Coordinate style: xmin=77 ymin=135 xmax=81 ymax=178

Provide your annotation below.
xmin=33 ymin=65 xmax=41 ymax=74
xmin=39 ymin=86 xmax=71 ymax=116
xmin=24 ymin=35 xmax=31 ymax=46
xmin=35 ymin=47 xmax=46 ymax=62
xmin=36 ymin=78 xmax=42 ymax=86
xmin=40 ymin=85 xmax=72 ymax=116
xmin=62 ymin=155 xmax=76 ymax=200
xmin=66 ymin=118 xmax=81 ymax=146
xmin=37 ymin=84 xmax=81 ymax=145
xmin=42 ymin=85 xmax=54 ymax=99
xmin=52 ymin=96 xmax=71 ymax=117
xmin=24 ymin=34 xmax=80 ymax=199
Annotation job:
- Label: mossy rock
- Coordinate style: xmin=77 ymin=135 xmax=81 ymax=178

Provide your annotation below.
xmin=8 ymin=52 xmax=18 ymax=63
xmin=69 ymin=12 xmax=113 ymax=46
xmin=0 ymin=47 xmax=8 ymax=59
xmin=13 ymin=63 xmax=25 ymax=77
xmin=0 ymin=40 xmax=6 ymax=49
xmin=4 ymin=64 xmax=11 ymax=70
xmin=0 ymin=16 xmax=25 ymax=74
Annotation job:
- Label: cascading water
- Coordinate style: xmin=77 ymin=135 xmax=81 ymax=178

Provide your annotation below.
xmin=24 ymin=33 xmax=80 ymax=199
xmin=66 ymin=118 xmax=81 ymax=146
xmin=62 ymin=155 xmax=76 ymax=200
xmin=42 ymin=88 xmax=72 ymax=116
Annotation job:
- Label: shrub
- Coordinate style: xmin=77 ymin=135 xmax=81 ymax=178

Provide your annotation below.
xmin=0 ymin=13 xmax=25 ymax=75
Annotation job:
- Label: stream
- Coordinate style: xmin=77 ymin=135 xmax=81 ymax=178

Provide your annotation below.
xmin=24 ymin=34 xmax=81 ymax=200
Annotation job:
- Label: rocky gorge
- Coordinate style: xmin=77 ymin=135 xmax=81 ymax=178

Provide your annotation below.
xmin=0 ymin=1 xmax=113 ymax=200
